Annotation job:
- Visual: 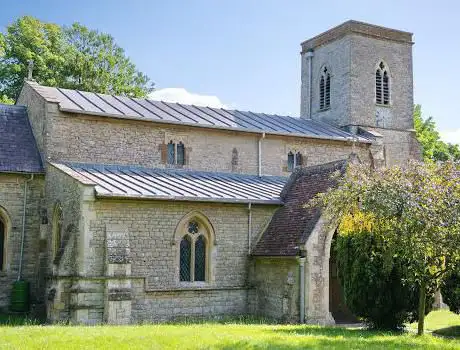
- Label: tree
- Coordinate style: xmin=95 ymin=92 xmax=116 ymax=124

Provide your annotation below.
xmin=414 ymin=105 xmax=460 ymax=161
xmin=0 ymin=16 xmax=153 ymax=100
xmin=334 ymin=218 xmax=434 ymax=330
xmin=310 ymin=161 xmax=460 ymax=335
xmin=441 ymin=267 xmax=460 ymax=314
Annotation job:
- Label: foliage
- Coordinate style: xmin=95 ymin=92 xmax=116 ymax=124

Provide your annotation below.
xmin=334 ymin=224 xmax=434 ymax=330
xmin=0 ymin=94 xmax=13 ymax=104
xmin=310 ymin=161 xmax=460 ymax=335
xmin=0 ymin=16 xmax=153 ymax=100
xmin=414 ymin=105 xmax=460 ymax=161
xmin=441 ymin=267 xmax=460 ymax=314
xmin=1 ymin=314 xmax=459 ymax=349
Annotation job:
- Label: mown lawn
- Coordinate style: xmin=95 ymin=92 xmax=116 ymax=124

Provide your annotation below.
xmin=0 ymin=310 xmax=458 ymax=349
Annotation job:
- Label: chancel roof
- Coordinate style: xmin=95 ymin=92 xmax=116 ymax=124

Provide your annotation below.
xmin=51 ymin=162 xmax=287 ymax=204
xmin=27 ymin=81 xmax=370 ymax=143
xmin=0 ymin=104 xmax=43 ymax=174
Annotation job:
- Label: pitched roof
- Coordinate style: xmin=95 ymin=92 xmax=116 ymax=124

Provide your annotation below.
xmin=252 ymin=159 xmax=347 ymax=256
xmin=0 ymin=104 xmax=43 ymax=174
xmin=26 ymin=81 xmax=370 ymax=143
xmin=51 ymin=162 xmax=287 ymax=204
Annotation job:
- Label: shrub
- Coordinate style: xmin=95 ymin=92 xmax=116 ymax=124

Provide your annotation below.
xmin=334 ymin=227 xmax=434 ymax=330
xmin=441 ymin=268 xmax=460 ymax=314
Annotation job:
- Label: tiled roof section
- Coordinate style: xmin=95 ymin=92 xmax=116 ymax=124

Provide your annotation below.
xmin=0 ymin=104 xmax=43 ymax=173
xmin=51 ymin=162 xmax=287 ymax=204
xmin=252 ymin=159 xmax=347 ymax=256
xmin=27 ymin=82 xmax=370 ymax=143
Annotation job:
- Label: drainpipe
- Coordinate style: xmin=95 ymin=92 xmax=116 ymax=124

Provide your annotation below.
xmin=18 ymin=174 xmax=34 ymax=281
xmin=247 ymin=203 xmax=252 ymax=254
xmin=306 ymin=50 xmax=314 ymax=119
xmin=258 ymin=133 xmax=265 ymax=177
xmin=299 ymin=256 xmax=306 ymax=323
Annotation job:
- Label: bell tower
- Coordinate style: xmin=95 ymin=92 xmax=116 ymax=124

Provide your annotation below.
xmin=299 ymin=20 xmax=418 ymax=165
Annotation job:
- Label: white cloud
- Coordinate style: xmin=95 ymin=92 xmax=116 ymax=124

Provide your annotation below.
xmin=148 ymin=88 xmax=226 ymax=108
xmin=440 ymin=129 xmax=460 ymax=145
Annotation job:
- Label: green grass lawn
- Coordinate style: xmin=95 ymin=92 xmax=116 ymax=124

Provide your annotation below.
xmin=0 ymin=310 xmax=458 ymax=349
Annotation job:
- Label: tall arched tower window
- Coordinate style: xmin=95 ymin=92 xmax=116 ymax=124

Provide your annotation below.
xmin=319 ymin=67 xmax=331 ymax=110
xmin=376 ymin=62 xmax=390 ymax=105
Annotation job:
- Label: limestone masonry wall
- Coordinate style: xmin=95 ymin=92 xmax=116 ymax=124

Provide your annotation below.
xmin=0 ymin=174 xmax=43 ymax=311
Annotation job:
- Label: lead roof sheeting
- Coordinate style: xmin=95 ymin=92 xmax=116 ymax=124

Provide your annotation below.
xmin=30 ymin=83 xmax=369 ymax=142
xmin=57 ymin=163 xmax=287 ymax=203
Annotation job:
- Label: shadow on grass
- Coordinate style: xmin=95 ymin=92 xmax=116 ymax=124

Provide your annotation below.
xmin=0 ymin=313 xmax=40 ymax=326
xmin=433 ymin=325 xmax=460 ymax=338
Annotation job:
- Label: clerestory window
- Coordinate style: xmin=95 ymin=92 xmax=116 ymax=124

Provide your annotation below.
xmin=165 ymin=140 xmax=186 ymax=166
xmin=376 ymin=62 xmax=390 ymax=105
xmin=287 ymin=151 xmax=303 ymax=172
xmin=319 ymin=67 xmax=331 ymax=110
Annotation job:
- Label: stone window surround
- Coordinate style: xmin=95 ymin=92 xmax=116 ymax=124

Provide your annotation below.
xmin=375 ymin=60 xmax=391 ymax=106
xmin=287 ymin=151 xmax=304 ymax=172
xmin=173 ymin=211 xmax=216 ymax=287
xmin=0 ymin=206 xmax=11 ymax=273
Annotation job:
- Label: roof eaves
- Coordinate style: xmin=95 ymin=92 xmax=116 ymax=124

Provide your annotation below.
xmin=49 ymin=162 xmax=97 ymax=186
xmin=95 ymin=192 xmax=284 ymax=205
xmin=59 ymin=107 xmax=372 ymax=144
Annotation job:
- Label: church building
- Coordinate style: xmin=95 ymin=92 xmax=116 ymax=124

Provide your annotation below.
xmin=0 ymin=20 xmax=419 ymax=324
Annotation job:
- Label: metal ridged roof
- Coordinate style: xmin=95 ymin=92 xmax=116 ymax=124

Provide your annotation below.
xmin=52 ymin=162 xmax=287 ymax=204
xmin=28 ymin=82 xmax=370 ymax=143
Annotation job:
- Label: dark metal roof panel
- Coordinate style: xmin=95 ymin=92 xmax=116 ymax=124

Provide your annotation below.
xmin=30 ymin=83 xmax=370 ymax=143
xmin=0 ymin=104 xmax=44 ymax=173
xmin=54 ymin=162 xmax=287 ymax=204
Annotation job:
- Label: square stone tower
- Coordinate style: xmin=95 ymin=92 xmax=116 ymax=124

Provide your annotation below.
xmin=300 ymin=20 xmax=418 ymax=165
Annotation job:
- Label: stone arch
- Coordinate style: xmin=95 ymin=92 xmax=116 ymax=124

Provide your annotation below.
xmin=0 ymin=205 xmax=12 ymax=271
xmin=173 ymin=211 xmax=216 ymax=246
xmin=304 ymin=215 xmax=337 ymax=325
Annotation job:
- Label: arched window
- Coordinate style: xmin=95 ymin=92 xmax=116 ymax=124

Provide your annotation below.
xmin=287 ymin=151 xmax=294 ymax=172
xmin=295 ymin=152 xmax=303 ymax=168
xmin=175 ymin=213 xmax=214 ymax=283
xmin=167 ymin=140 xmax=175 ymax=165
xmin=376 ymin=62 xmax=390 ymax=105
xmin=319 ymin=67 xmax=331 ymax=110
xmin=52 ymin=204 xmax=63 ymax=262
xmin=0 ymin=218 xmax=5 ymax=271
xmin=177 ymin=142 xmax=185 ymax=166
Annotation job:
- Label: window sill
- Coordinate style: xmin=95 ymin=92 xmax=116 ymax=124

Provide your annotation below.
xmin=375 ymin=103 xmax=391 ymax=108
xmin=318 ymin=107 xmax=331 ymax=112
xmin=145 ymin=285 xmax=250 ymax=292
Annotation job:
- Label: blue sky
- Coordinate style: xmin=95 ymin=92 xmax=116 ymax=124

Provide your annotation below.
xmin=1 ymin=0 xmax=459 ymax=142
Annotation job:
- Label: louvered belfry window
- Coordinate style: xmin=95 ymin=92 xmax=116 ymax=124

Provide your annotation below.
xmin=376 ymin=62 xmax=390 ymax=105
xmin=319 ymin=67 xmax=331 ymax=110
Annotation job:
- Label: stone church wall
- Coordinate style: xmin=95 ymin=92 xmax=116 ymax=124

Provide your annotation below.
xmin=249 ymin=257 xmax=300 ymax=322
xmin=39 ymin=107 xmax=369 ymax=177
xmin=91 ymin=200 xmax=277 ymax=322
xmin=0 ymin=174 xmax=44 ymax=311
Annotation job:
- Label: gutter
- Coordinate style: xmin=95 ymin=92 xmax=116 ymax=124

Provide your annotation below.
xmin=18 ymin=174 xmax=34 ymax=281
xmin=306 ymin=50 xmax=314 ymax=119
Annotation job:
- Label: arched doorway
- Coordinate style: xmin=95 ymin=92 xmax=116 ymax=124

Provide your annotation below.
xmin=329 ymin=232 xmax=358 ymax=323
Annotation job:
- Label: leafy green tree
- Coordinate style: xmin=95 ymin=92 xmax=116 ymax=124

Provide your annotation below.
xmin=0 ymin=94 xmax=14 ymax=104
xmin=441 ymin=267 xmax=460 ymax=314
xmin=334 ymin=221 xmax=434 ymax=330
xmin=0 ymin=16 xmax=153 ymax=100
xmin=414 ymin=105 xmax=460 ymax=161
xmin=310 ymin=161 xmax=460 ymax=335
